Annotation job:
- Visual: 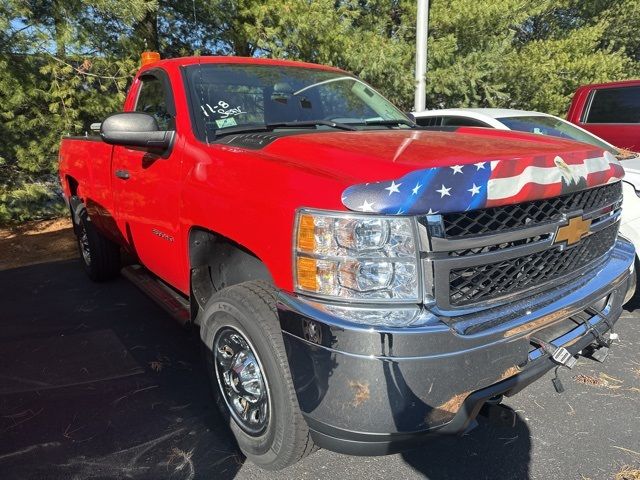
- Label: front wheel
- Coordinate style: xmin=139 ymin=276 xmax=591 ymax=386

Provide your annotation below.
xmin=199 ymin=281 xmax=316 ymax=470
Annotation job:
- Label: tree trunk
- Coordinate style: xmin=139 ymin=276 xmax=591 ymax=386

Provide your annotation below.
xmin=135 ymin=8 xmax=159 ymax=52
xmin=52 ymin=0 xmax=67 ymax=58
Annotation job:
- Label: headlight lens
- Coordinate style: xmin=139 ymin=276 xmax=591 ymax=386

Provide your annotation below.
xmin=294 ymin=210 xmax=420 ymax=302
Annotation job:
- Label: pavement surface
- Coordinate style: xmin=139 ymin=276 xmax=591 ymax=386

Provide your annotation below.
xmin=0 ymin=259 xmax=638 ymax=480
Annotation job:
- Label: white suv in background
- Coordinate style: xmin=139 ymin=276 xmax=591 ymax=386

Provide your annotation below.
xmin=412 ymin=108 xmax=640 ymax=299
xmin=619 ymin=158 xmax=640 ymax=272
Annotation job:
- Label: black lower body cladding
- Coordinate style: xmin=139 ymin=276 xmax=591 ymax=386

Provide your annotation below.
xmin=276 ymin=238 xmax=635 ymax=455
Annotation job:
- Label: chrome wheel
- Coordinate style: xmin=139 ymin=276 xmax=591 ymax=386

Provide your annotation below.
xmin=214 ymin=326 xmax=270 ymax=435
xmin=78 ymin=222 xmax=91 ymax=265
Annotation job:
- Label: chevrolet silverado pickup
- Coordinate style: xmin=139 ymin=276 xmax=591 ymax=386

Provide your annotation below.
xmin=59 ymin=55 xmax=636 ymax=470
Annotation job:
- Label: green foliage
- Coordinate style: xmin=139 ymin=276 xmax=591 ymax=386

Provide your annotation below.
xmin=0 ymin=0 xmax=147 ymax=223
xmin=0 ymin=168 xmax=66 ymax=223
xmin=503 ymin=23 xmax=633 ymax=115
xmin=1 ymin=0 xmax=639 ymax=223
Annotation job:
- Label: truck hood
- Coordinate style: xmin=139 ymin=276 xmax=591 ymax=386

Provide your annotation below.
xmin=251 ymin=128 xmax=624 ymax=214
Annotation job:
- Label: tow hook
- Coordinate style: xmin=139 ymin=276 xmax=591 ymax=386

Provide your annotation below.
xmin=580 ymin=306 xmax=619 ymax=363
xmin=530 ymin=336 xmax=577 ymax=393
xmin=581 ymin=332 xmax=617 ymax=363
xmin=479 ymin=400 xmax=517 ymax=428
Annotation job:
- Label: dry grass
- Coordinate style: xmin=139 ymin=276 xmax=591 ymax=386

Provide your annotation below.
xmin=573 ymin=373 xmax=624 ymax=390
xmin=149 ymin=361 xmax=164 ymax=372
xmin=348 ymin=381 xmax=370 ymax=407
xmin=615 ymin=465 xmax=640 ymax=480
xmin=0 ymin=218 xmax=70 ymax=239
xmin=149 ymin=354 xmax=171 ymax=373
xmin=574 ymin=374 xmax=607 ymax=387
xmin=497 ymin=365 xmax=521 ymax=382
xmin=0 ymin=218 xmax=76 ymax=270
xmin=167 ymin=447 xmax=195 ymax=479
xmin=437 ymin=391 xmax=469 ymax=414
xmin=425 ymin=391 xmax=471 ymax=426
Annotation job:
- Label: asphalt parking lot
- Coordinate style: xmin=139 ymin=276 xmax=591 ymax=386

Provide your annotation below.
xmin=0 ymin=259 xmax=638 ymax=480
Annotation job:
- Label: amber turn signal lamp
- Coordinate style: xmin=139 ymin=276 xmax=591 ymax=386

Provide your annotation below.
xmin=141 ymin=51 xmax=161 ymax=66
xmin=296 ymin=257 xmax=318 ymax=291
xmin=297 ymin=214 xmax=316 ymax=252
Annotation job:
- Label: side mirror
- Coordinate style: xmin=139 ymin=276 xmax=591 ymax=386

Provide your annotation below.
xmin=405 ymin=112 xmax=416 ymax=123
xmin=100 ymin=112 xmax=174 ymax=150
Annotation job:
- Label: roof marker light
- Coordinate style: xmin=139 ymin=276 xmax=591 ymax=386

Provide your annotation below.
xmin=141 ymin=51 xmax=161 ymax=66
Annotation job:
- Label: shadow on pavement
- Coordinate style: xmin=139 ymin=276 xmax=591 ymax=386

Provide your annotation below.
xmin=401 ymin=413 xmax=532 ymax=479
xmin=0 ymin=259 xmax=244 ymax=480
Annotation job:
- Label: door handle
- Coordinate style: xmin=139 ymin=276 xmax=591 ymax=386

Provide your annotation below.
xmin=115 ymin=169 xmax=130 ymax=180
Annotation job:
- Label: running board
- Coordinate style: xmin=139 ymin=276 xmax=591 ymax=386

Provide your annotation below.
xmin=122 ymin=265 xmax=191 ymax=325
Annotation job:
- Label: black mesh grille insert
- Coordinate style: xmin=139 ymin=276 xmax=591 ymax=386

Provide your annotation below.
xmin=442 ymin=182 xmax=622 ymax=238
xmin=449 ymin=234 xmax=551 ymax=257
xmin=448 ymin=223 xmax=618 ymax=307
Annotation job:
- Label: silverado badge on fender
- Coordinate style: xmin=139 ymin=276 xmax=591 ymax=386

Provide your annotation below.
xmin=553 ymin=215 xmax=592 ymax=246
xmin=152 ymin=228 xmax=174 ymax=242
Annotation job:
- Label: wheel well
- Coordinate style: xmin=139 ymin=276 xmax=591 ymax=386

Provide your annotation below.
xmin=189 ymin=228 xmax=273 ymax=322
xmin=67 ymin=176 xmax=79 ymax=197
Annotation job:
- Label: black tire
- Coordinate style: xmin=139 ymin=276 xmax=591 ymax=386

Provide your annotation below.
xmin=71 ymin=204 xmax=120 ymax=281
xmin=626 ymin=257 xmax=640 ymax=309
xmin=199 ymin=281 xmax=316 ymax=470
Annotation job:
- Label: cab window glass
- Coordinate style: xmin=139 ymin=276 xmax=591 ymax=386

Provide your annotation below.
xmin=586 ymin=86 xmax=640 ymax=124
xmin=135 ymin=76 xmax=174 ymax=130
xmin=416 ymin=116 xmax=442 ymax=127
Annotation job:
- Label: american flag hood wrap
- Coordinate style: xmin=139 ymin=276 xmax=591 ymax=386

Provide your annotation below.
xmin=341 ymin=149 xmax=625 ymax=215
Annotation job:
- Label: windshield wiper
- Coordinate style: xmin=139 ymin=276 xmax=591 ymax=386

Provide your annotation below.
xmin=213 ymin=120 xmax=356 ymax=138
xmin=211 ymin=123 xmax=271 ymax=137
xmin=265 ymin=120 xmax=356 ymax=131
xmin=363 ymin=118 xmax=417 ymax=128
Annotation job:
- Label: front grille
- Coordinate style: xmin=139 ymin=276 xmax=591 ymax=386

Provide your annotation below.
xmin=442 ymin=182 xmax=622 ymax=238
xmin=448 ymin=223 xmax=618 ymax=307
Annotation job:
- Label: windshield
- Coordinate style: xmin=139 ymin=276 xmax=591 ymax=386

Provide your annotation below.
xmin=184 ymin=64 xmax=410 ymax=139
xmin=497 ymin=115 xmax=617 ymax=154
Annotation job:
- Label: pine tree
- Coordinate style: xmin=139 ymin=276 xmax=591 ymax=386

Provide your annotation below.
xmin=0 ymin=0 xmax=153 ymax=222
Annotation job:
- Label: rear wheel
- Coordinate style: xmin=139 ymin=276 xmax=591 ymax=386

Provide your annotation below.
xmin=71 ymin=202 xmax=120 ymax=281
xmin=199 ymin=281 xmax=316 ymax=470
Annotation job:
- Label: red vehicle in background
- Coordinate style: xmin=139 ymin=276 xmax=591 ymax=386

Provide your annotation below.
xmin=567 ymin=79 xmax=640 ymax=151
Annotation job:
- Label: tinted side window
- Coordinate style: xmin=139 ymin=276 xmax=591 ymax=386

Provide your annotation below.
xmin=442 ymin=116 xmax=491 ymax=127
xmin=586 ymin=86 xmax=640 ymax=124
xmin=416 ymin=116 xmax=442 ymax=127
xmin=135 ymin=76 xmax=174 ymax=130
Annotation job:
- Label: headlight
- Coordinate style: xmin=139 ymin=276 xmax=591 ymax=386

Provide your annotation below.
xmin=294 ymin=209 xmax=420 ymax=302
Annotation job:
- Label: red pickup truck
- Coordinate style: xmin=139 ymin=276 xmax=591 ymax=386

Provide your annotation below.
xmin=567 ymin=79 xmax=640 ymax=151
xmin=59 ymin=55 xmax=635 ymax=470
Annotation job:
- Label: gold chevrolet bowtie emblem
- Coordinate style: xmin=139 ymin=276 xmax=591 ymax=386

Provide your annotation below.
xmin=553 ymin=215 xmax=592 ymax=246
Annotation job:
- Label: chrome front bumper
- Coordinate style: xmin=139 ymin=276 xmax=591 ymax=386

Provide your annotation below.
xmin=277 ymin=238 xmax=635 ymax=455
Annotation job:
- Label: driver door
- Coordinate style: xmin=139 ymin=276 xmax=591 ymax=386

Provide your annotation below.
xmin=112 ymin=70 xmax=186 ymax=290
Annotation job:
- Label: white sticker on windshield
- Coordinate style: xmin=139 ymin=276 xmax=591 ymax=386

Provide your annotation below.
xmin=206 ymin=100 xmax=247 ymax=119
xmin=215 ymin=117 xmax=237 ymax=128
